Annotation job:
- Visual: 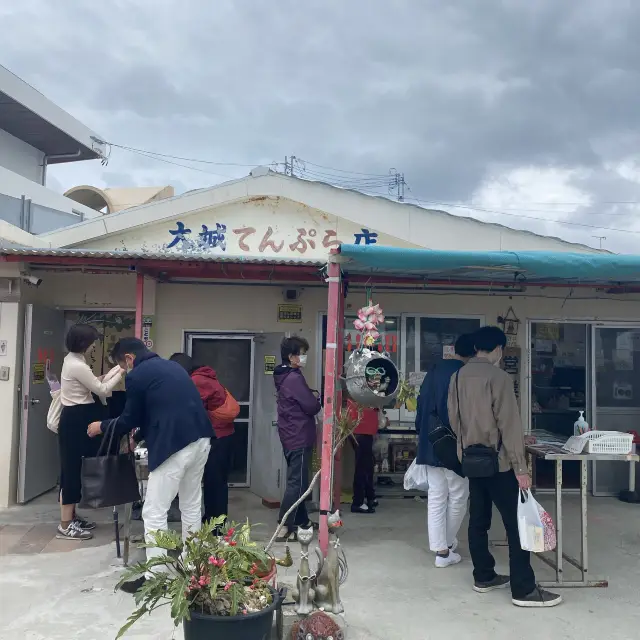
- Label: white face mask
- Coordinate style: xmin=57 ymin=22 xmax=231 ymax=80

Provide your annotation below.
xmin=298 ymin=354 xmax=308 ymax=367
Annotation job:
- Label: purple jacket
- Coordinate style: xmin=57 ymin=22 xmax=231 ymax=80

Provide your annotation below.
xmin=273 ymin=365 xmax=321 ymax=452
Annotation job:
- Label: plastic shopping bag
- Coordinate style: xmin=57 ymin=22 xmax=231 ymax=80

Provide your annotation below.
xmin=517 ymin=490 xmax=556 ymax=552
xmin=404 ymin=460 xmax=429 ymax=491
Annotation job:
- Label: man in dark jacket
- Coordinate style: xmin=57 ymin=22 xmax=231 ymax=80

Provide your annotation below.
xmin=273 ymin=336 xmax=321 ymax=542
xmin=415 ymin=333 xmax=475 ymax=567
xmin=88 ymin=338 xmax=213 ymax=593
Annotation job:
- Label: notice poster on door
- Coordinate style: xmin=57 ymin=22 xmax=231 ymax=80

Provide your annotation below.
xmin=32 ymin=363 xmax=45 ymax=384
xmin=443 ymin=345 xmax=455 ymax=359
xmin=264 ymin=355 xmax=276 ymax=375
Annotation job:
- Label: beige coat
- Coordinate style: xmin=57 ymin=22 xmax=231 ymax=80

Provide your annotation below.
xmin=448 ymin=357 xmax=527 ymax=475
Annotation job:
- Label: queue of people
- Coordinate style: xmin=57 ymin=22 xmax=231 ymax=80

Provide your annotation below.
xmin=416 ymin=326 xmax=562 ymax=608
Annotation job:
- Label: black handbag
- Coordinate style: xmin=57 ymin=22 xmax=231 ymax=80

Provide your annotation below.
xmin=455 ymin=371 xmax=502 ymax=479
xmin=80 ymin=418 xmax=141 ymax=509
xmin=428 ymin=416 xmax=463 ymax=476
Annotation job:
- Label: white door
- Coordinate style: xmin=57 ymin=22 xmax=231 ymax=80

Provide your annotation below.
xmin=251 ymin=333 xmax=287 ymax=502
xmin=18 ymin=304 xmax=65 ymax=503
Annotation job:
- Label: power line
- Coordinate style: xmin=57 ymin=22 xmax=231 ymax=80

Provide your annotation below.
xmin=123 ymin=148 xmax=237 ymax=179
xmin=403 ymin=188 xmax=640 ymax=236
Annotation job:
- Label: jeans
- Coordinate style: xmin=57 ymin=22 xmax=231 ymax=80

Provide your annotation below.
xmin=143 ymin=438 xmax=211 ymax=573
xmin=203 ymin=434 xmax=233 ymax=524
xmin=468 ymin=470 xmax=536 ymax=598
xmin=278 ymin=446 xmax=312 ymax=530
xmin=351 ymin=434 xmax=375 ymax=506
xmin=427 ymin=465 xmax=469 ymax=552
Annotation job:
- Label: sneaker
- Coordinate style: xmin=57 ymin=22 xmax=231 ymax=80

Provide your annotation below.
xmin=473 ymin=575 xmax=511 ymax=593
xmin=351 ymin=503 xmax=375 ymax=514
xmin=275 ymin=526 xmax=297 ymax=543
xmin=449 ymin=539 xmax=458 ymax=553
xmin=73 ymin=515 xmax=96 ymax=531
xmin=435 ymin=551 xmax=462 ymax=568
xmin=512 ymin=587 xmax=563 ymax=608
xmin=119 ymin=577 xmax=147 ymax=595
xmin=369 ymin=499 xmax=379 ymax=508
xmin=56 ymin=522 xmax=93 ymax=541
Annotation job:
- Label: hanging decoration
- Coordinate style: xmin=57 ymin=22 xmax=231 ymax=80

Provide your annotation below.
xmin=344 ymin=297 xmax=399 ymax=408
xmin=498 ymin=306 xmax=520 ymax=336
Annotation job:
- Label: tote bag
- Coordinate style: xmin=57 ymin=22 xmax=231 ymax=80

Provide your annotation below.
xmin=80 ymin=418 xmax=141 ymax=509
xmin=47 ymin=389 xmax=62 ymax=434
xmin=211 ymin=389 xmax=240 ymax=422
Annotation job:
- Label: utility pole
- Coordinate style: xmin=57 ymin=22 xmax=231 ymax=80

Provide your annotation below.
xmin=389 ymin=168 xmax=405 ymax=201
xmin=592 ymin=235 xmax=606 ymax=249
xmin=284 ymin=155 xmax=299 ymax=177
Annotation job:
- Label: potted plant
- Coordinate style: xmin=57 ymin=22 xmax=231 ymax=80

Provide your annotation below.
xmin=116 ymin=517 xmax=285 ymax=640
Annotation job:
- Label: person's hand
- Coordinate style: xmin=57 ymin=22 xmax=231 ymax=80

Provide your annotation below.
xmin=516 ymin=473 xmax=532 ymax=490
xmin=87 ymin=422 xmax=102 ymax=438
xmin=524 ymin=435 xmax=537 ymax=445
xmin=129 ymin=434 xmax=137 ymax=451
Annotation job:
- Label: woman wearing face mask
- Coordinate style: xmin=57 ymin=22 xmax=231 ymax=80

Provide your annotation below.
xmin=57 ymin=324 xmax=124 ymax=540
xmin=273 ymin=336 xmax=321 ymax=542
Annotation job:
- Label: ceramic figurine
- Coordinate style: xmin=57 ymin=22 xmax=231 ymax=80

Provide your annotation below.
xmin=313 ymin=511 xmax=344 ymax=614
xmin=292 ymin=526 xmax=316 ymax=616
xmin=292 ymin=611 xmax=345 ymax=640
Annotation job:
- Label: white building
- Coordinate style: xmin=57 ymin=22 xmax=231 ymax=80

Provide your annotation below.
xmin=0 ymin=64 xmax=106 ymax=238
xmin=0 ymin=169 xmax=638 ymax=509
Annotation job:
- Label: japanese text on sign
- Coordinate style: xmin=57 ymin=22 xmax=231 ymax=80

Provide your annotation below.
xmin=278 ymin=304 xmax=303 ymax=323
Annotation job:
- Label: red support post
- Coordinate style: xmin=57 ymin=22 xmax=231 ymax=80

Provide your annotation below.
xmin=319 ymin=260 xmax=342 ymax=555
xmin=332 ymin=278 xmax=346 ymax=510
xmin=135 ymin=273 xmax=144 ymax=339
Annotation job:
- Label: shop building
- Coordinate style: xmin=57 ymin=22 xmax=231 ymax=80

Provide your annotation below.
xmin=1 ymin=169 xmax=639 ymax=510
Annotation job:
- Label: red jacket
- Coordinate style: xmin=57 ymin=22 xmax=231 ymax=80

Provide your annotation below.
xmin=191 ymin=367 xmax=235 ymax=439
xmin=348 ymin=400 xmax=380 ymax=436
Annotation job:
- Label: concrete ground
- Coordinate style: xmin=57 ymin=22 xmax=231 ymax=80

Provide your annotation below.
xmin=1 ymin=489 xmax=640 ymax=639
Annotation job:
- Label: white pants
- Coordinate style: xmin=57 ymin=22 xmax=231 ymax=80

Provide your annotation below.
xmin=143 ymin=438 xmax=211 ymax=567
xmin=427 ymin=465 xmax=469 ymax=552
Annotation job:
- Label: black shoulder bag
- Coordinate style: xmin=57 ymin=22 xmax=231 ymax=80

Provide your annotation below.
xmin=456 ymin=371 xmax=502 ymax=479
xmin=80 ymin=418 xmax=141 ymax=509
xmin=428 ymin=415 xmax=463 ymax=477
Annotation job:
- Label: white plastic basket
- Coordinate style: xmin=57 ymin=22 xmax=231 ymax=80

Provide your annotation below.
xmin=562 ymin=431 xmax=633 ymax=455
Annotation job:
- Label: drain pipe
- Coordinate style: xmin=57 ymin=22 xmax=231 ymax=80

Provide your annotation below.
xmin=41 ymin=150 xmax=83 ymax=185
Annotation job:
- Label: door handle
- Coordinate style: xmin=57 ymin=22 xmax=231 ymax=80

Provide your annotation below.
xmin=30 ymin=398 xmax=40 ymax=406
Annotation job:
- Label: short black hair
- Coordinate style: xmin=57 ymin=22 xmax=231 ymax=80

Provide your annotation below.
xmin=473 ymin=326 xmax=507 ymax=353
xmin=65 ymin=324 xmax=99 ymax=354
xmin=169 ymin=352 xmax=194 ymax=374
xmin=110 ymin=337 xmax=149 ymax=363
xmin=454 ymin=333 xmax=476 ymax=358
xmin=280 ymin=336 xmax=309 ymax=363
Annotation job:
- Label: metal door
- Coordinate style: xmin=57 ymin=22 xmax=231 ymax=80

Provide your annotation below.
xmin=18 ymin=304 xmax=65 ymax=503
xmin=250 ymin=333 xmax=287 ymax=502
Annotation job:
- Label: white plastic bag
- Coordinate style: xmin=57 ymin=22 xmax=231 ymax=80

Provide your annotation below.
xmin=404 ymin=460 xmax=429 ymax=491
xmin=518 ymin=490 xmax=556 ymax=552
xmin=47 ymin=389 xmax=62 ymax=434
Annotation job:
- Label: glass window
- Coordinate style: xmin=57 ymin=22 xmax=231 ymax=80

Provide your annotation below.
xmin=418 ymin=317 xmax=482 ymax=372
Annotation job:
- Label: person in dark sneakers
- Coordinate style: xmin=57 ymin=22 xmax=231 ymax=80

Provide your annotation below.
xmin=448 ymin=326 xmax=562 ymax=608
xmin=273 ymin=336 xmax=322 ymax=542
xmin=347 ymin=396 xmax=384 ymax=514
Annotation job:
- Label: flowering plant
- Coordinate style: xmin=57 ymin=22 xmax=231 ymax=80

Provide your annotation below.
xmin=353 ymin=303 xmax=385 ymax=347
xmin=116 ymin=517 xmax=273 ymax=638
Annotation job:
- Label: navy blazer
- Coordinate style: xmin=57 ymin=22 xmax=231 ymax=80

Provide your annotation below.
xmin=101 ymin=351 xmax=214 ymax=471
xmin=415 ymin=358 xmax=464 ymax=466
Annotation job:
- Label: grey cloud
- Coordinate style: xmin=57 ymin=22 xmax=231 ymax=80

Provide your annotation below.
xmin=3 ymin=0 xmax=640 ymax=250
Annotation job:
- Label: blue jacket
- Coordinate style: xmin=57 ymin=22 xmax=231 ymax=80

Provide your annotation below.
xmin=101 ymin=352 xmax=214 ymax=471
xmin=415 ymin=358 xmax=464 ymax=466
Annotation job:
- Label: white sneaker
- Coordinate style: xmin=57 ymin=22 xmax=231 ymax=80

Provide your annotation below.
xmin=56 ymin=521 xmax=93 ymax=540
xmin=435 ymin=551 xmax=462 ymax=568
xmin=449 ymin=539 xmax=459 ymax=553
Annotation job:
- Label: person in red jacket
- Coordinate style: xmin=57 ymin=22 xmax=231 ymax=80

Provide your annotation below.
xmin=170 ymin=353 xmax=235 ymax=525
xmin=346 ymin=397 xmax=386 ymax=514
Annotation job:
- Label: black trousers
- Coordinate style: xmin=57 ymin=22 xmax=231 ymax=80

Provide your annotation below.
xmin=351 ymin=434 xmax=375 ymax=506
xmin=278 ymin=446 xmax=312 ymax=530
xmin=468 ymin=470 xmax=536 ymax=599
xmin=202 ymin=434 xmax=233 ymax=523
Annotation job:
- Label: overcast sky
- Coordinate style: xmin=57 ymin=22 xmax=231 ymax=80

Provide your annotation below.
xmin=3 ymin=1 xmax=640 ymax=252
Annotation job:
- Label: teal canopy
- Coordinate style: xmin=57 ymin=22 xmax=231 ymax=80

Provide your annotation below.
xmin=337 ymin=245 xmax=640 ymax=286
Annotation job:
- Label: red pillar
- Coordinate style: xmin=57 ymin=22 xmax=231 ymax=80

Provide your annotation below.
xmin=135 ymin=273 xmax=144 ymax=339
xmin=332 ymin=280 xmax=346 ymax=510
xmin=319 ymin=260 xmax=343 ymax=554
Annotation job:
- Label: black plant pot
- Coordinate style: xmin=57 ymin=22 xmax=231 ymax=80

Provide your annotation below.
xmin=183 ymin=587 xmax=285 ymax=640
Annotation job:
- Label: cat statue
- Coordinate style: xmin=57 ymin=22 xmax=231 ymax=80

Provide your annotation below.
xmin=291 ymin=525 xmax=315 ymax=616
xmin=313 ymin=510 xmax=344 ymax=615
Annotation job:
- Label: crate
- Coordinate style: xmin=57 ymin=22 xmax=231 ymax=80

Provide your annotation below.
xmin=563 ymin=431 xmax=634 ymax=455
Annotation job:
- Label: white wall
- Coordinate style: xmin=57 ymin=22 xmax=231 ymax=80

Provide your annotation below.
xmin=0 ymin=302 xmax=25 ymax=507
xmin=0 ymin=129 xmax=44 ymax=183
xmin=0 ymin=164 xmax=100 ymax=223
